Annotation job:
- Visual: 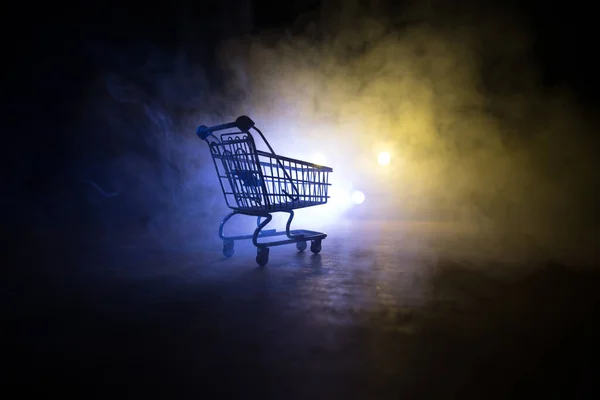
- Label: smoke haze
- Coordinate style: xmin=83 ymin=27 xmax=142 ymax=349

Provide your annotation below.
xmin=30 ymin=0 xmax=599 ymax=265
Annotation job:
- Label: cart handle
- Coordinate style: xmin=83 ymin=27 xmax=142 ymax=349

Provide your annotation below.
xmin=197 ymin=115 xmax=301 ymax=201
xmin=196 ymin=116 xmax=255 ymax=140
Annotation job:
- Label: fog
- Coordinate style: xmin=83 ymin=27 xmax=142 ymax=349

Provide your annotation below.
xmin=32 ymin=0 xmax=599 ymax=265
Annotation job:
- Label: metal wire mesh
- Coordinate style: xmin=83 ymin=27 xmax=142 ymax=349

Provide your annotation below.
xmin=209 ymin=132 xmax=331 ymax=212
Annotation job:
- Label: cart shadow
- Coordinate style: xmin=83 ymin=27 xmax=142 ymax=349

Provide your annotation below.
xmin=308 ymin=253 xmax=323 ymax=269
xmin=293 ymin=251 xmax=324 ymax=268
xmin=244 ymin=252 xmax=325 ymax=275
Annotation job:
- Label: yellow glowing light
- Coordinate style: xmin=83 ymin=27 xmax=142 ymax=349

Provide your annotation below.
xmin=377 ymin=152 xmax=391 ymax=166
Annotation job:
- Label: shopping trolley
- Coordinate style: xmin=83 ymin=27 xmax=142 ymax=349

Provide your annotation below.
xmin=196 ymin=116 xmax=333 ymax=266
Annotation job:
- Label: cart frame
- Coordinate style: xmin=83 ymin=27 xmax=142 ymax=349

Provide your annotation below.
xmin=196 ymin=116 xmax=333 ymax=266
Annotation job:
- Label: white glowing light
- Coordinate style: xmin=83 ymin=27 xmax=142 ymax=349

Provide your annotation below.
xmin=329 ymin=186 xmax=352 ymax=209
xmin=377 ymin=152 xmax=391 ymax=166
xmin=351 ymin=190 xmax=365 ymax=205
xmin=312 ymin=153 xmax=327 ymax=166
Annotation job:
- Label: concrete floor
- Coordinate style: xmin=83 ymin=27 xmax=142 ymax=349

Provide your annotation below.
xmin=9 ymin=219 xmax=600 ymax=397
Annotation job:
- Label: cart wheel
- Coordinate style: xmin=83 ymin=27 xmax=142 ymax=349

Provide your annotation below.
xmin=256 ymin=247 xmax=270 ymax=266
xmin=310 ymin=239 xmax=322 ymax=254
xmin=223 ymin=241 xmax=235 ymax=258
xmin=296 ymin=241 xmax=307 ymax=252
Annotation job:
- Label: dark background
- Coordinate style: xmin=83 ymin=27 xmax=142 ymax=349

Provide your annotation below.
xmin=15 ymin=0 xmax=600 ymax=394
xmin=28 ymin=0 xmax=599 ymax=194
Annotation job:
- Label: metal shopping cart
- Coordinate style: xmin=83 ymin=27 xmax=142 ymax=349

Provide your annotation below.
xmin=196 ymin=116 xmax=333 ymax=266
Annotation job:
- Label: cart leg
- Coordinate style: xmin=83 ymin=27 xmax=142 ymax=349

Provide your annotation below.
xmin=219 ymin=211 xmax=240 ymax=240
xmin=252 ymin=213 xmax=273 ymax=248
xmin=284 ymin=211 xmax=304 ymax=240
xmin=284 ymin=211 xmax=306 ymax=251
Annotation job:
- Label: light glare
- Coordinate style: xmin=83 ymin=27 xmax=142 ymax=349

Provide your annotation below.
xmin=378 ymin=152 xmax=391 ymax=166
xmin=313 ymin=153 xmax=327 ymax=166
xmin=351 ymin=190 xmax=365 ymax=205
